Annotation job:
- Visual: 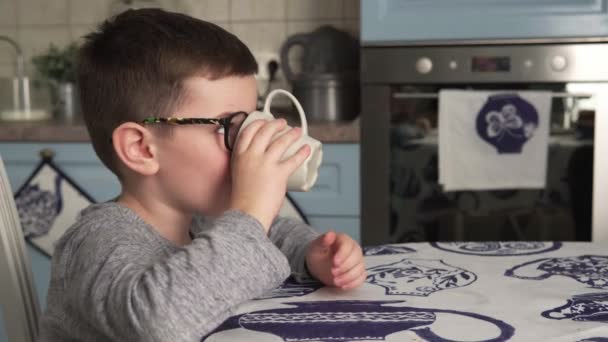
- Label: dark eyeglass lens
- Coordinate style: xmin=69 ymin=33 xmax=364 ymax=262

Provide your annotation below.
xmin=227 ymin=112 xmax=248 ymax=150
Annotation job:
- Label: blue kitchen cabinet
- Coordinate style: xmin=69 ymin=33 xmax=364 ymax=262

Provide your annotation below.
xmin=289 ymin=144 xmax=361 ymax=242
xmin=0 ymin=143 xmax=121 ymax=202
xmin=362 ymin=0 xmax=608 ymax=43
xmin=0 ymin=142 xmax=360 ymax=340
xmin=0 ymin=142 xmax=361 ymax=236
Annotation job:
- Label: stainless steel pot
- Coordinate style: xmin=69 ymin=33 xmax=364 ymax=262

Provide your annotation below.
xmin=291 ymin=73 xmax=359 ymax=122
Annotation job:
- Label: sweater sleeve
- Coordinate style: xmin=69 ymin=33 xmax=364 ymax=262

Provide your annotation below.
xmin=268 ymin=216 xmax=321 ymax=282
xmin=66 ymin=210 xmax=290 ymax=342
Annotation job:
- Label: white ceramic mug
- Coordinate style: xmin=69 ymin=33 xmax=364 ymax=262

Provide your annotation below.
xmin=234 ymin=89 xmax=323 ymax=192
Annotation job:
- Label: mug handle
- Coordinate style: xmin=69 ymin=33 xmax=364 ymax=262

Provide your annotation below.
xmin=263 ymin=89 xmax=308 ymax=136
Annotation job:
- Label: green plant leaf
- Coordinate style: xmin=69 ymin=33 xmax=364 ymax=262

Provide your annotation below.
xmin=31 ymin=42 xmax=79 ymax=83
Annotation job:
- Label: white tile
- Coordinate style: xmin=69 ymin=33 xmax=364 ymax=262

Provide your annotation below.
xmin=287 ymin=0 xmax=343 ymax=20
xmin=18 ymin=0 xmax=69 ymax=25
xmin=343 ymin=0 xmax=359 ymax=18
xmin=0 ymin=0 xmax=18 ymax=27
xmin=231 ymin=0 xmax=285 ymax=21
xmin=157 ymin=0 xmax=177 ymax=10
xmin=70 ymin=24 xmax=98 ymax=44
xmin=0 ymin=65 xmax=14 ymax=79
xmin=287 ymin=20 xmax=339 ymax=35
xmin=69 ymin=0 xmax=114 ymax=25
xmin=106 ymin=0 xmax=175 ymax=17
xmin=0 ymin=29 xmax=18 ymax=65
xmin=18 ymin=26 xmax=72 ymax=73
xmin=256 ymin=76 xmax=289 ymax=92
xmin=231 ymin=22 xmax=287 ymax=55
xmin=173 ymin=0 xmax=230 ymax=21
xmin=214 ymin=21 xmax=232 ymax=32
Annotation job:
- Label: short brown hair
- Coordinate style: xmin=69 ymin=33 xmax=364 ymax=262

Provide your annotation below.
xmin=77 ymin=8 xmax=258 ymax=176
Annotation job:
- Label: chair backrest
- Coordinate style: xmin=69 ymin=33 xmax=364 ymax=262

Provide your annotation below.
xmin=0 ymin=155 xmax=40 ymax=342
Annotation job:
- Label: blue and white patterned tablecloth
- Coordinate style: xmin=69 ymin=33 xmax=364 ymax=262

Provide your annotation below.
xmin=203 ymin=241 xmax=608 ymax=342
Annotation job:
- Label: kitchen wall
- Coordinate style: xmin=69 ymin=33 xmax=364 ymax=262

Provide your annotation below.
xmin=0 ymin=0 xmax=360 ymax=89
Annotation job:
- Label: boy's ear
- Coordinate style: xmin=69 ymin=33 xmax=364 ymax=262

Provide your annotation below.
xmin=112 ymin=122 xmax=159 ymax=176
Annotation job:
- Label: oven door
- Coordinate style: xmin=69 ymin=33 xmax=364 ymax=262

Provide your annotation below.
xmin=361 ymin=44 xmax=608 ymax=245
xmin=393 ymin=86 xmax=605 ymax=243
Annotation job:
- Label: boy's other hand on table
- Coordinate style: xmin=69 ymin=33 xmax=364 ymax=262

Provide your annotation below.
xmin=306 ymin=231 xmax=366 ymax=290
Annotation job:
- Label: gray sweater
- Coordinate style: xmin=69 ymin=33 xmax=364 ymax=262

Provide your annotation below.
xmin=39 ymin=202 xmax=320 ymax=341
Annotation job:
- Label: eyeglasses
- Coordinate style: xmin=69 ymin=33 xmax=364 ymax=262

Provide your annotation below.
xmin=141 ymin=111 xmax=248 ymax=151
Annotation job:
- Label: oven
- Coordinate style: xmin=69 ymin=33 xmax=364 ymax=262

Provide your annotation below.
xmin=360 ymin=40 xmax=608 ymax=245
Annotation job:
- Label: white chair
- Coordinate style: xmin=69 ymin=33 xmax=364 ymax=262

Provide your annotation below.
xmin=0 ymin=155 xmax=40 ymax=342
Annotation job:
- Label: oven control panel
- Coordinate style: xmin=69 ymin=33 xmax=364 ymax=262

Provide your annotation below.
xmin=362 ymin=43 xmax=608 ymax=83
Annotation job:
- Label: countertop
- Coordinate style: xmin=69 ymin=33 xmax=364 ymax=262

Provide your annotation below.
xmin=0 ymin=118 xmax=360 ymax=143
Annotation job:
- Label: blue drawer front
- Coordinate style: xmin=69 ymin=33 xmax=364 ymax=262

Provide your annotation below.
xmin=289 ymin=144 xmax=360 ymax=217
xmin=362 ymin=0 xmax=608 ymax=43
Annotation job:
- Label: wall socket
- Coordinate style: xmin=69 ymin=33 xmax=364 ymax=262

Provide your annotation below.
xmin=254 ymin=51 xmax=293 ymax=110
xmin=254 ymin=51 xmax=281 ymax=81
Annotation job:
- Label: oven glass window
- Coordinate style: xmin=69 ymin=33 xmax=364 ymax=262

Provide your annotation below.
xmin=388 ymin=84 xmax=594 ymax=242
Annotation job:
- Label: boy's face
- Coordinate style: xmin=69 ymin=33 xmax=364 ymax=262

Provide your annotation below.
xmin=155 ymin=75 xmax=257 ymax=216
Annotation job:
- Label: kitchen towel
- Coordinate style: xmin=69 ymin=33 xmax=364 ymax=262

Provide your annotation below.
xmin=438 ymin=89 xmax=552 ymax=191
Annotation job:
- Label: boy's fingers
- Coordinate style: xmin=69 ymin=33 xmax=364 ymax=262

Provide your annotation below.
xmin=311 ymin=231 xmax=335 ymax=255
xmin=333 ymin=235 xmax=355 ymax=266
xmin=340 ymin=274 xmax=367 ymax=290
xmin=332 ymin=249 xmax=362 ymax=276
xmin=335 ymin=262 xmax=366 ymax=287
xmin=267 ymin=126 xmax=302 ymax=160
xmin=248 ymin=119 xmax=287 ymax=153
xmin=281 ymin=144 xmax=310 ymax=174
xmin=233 ymin=120 xmax=266 ymax=153
xmin=338 ymin=268 xmax=368 ymax=290
xmin=321 ymin=231 xmax=336 ymax=248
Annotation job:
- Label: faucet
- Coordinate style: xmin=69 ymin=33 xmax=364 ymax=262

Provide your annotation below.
xmin=0 ymin=35 xmax=30 ymax=114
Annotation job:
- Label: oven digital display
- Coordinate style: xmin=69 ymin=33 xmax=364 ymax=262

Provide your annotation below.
xmin=471 ymin=56 xmax=510 ymax=72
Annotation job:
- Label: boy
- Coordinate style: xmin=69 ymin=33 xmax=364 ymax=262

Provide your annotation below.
xmin=39 ymin=8 xmax=366 ymax=342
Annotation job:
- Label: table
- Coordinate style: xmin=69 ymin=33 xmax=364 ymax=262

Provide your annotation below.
xmin=203 ymin=241 xmax=608 ymax=342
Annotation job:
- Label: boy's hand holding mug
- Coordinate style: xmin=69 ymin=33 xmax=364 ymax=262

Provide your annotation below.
xmin=229 ymin=119 xmax=310 ymax=231
xmin=229 ymin=90 xmax=323 ymax=232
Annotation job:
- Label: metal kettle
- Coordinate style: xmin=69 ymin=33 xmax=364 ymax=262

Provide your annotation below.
xmin=280 ymin=25 xmax=359 ymax=122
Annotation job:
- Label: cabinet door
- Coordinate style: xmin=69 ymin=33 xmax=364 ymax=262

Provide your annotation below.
xmin=289 ymin=144 xmax=360 ymax=217
xmin=0 ymin=143 xmax=120 ymax=201
xmin=362 ymin=0 xmax=608 ymax=43
xmin=308 ymin=216 xmax=361 ymax=243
